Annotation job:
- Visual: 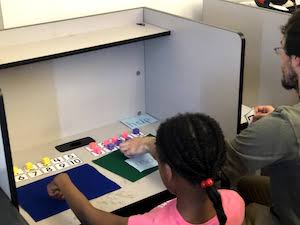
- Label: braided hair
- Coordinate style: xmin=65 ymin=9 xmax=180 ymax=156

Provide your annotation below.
xmin=156 ymin=113 xmax=227 ymax=225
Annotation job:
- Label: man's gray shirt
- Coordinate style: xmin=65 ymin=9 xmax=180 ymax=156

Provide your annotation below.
xmin=224 ymin=103 xmax=300 ymax=225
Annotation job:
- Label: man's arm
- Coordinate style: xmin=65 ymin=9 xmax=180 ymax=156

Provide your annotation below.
xmin=223 ymin=112 xmax=293 ymax=185
xmin=47 ymin=173 xmax=128 ymax=225
xmin=223 ymin=140 xmax=250 ymax=186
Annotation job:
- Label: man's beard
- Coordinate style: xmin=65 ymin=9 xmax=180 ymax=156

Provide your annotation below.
xmin=281 ymin=65 xmax=299 ymax=92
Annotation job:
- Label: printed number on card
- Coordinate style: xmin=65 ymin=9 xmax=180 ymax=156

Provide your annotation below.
xmin=15 ymin=174 xmax=29 ymax=182
xmin=41 ymin=166 xmax=56 ymax=174
xmin=28 ymin=170 xmax=43 ymax=178
xmin=63 ymin=153 xmax=78 ymax=160
xmin=55 ymin=162 xmax=70 ymax=170
xmin=68 ymin=158 xmax=82 ymax=166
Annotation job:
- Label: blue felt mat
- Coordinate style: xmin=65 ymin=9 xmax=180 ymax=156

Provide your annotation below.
xmin=17 ymin=164 xmax=120 ymax=221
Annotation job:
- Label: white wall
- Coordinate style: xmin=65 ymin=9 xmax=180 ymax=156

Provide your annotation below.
xmin=147 ymin=0 xmax=202 ymax=21
xmin=0 ymin=0 xmax=144 ymax=28
xmin=0 ymin=0 xmax=202 ymax=28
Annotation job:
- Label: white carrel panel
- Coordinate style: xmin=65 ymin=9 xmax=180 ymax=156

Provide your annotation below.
xmin=0 ymin=42 xmax=145 ymax=152
xmin=144 ymin=8 xmax=243 ymax=139
xmin=202 ymin=0 xmax=298 ymax=107
xmin=53 ymin=42 xmax=145 ymax=137
xmin=0 ymin=62 xmax=61 ymax=152
xmin=0 ymin=3 xmax=3 ymax=30
xmin=0 ymin=8 xmax=143 ymax=47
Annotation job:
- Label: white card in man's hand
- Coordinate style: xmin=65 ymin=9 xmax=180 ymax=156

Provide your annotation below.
xmin=244 ymin=108 xmax=255 ymax=124
xmin=125 ymin=153 xmax=158 ymax=172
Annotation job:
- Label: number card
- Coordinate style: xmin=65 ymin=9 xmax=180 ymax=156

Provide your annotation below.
xmin=28 ymin=170 xmax=43 ymax=178
xmin=51 ymin=157 xmax=65 ymax=164
xmin=244 ymin=108 xmax=255 ymax=124
xmin=55 ymin=162 xmax=70 ymax=170
xmin=63 ymin=153 xmax=78 ymax=160
xmin=41 ymin=166 xmax=56 ymax=174
xmin=68 ymin=158 xmax=83 ymax=166
xmin=15 ymin=174 xmax=29 ymax=183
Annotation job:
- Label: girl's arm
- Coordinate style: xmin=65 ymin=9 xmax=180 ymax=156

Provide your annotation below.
xmin=119 ymin=136 xmax=156 ymax=158
xmin=47 ymin=173 xmax=128 ymax=225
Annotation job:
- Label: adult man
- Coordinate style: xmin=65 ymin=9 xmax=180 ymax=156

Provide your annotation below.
xmin=120 ymin=10 xmax=300 ymax=225
xmin=224 ymin=10 xmax=300 ymax=225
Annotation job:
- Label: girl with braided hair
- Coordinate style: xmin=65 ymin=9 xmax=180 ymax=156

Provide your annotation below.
xmin=47 ymin=113 xmax=244 ymax=225
xmin=122 ymin=113 xmax=244 ymax=225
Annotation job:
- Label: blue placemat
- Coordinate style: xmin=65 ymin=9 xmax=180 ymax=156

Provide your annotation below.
xmin=17 ymin=164 xmax=120 ymax=221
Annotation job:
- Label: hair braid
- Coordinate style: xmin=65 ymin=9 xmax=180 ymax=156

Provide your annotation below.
xmin=206 ymin=186 xmax=227 ymax=225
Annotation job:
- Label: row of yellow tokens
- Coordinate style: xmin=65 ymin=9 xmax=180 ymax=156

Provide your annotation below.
xmin=13 ymin=157 xmax=51 ymax=175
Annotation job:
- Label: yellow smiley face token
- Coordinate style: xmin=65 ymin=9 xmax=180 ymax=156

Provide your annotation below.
xmin=13 ymin=166 xmax=19 ymax=176
xmin=25 ymin=162 xmax=33 ymax=171
xmin=42 ymin=157 xmax=51 ymax=166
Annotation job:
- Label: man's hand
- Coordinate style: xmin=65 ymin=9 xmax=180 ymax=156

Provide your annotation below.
xmin=253 ymin=105 xmax=274 ymax=122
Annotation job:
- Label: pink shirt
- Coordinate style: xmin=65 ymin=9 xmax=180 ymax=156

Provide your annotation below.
xmin=128 ymin=189 xmax=244 ymax=225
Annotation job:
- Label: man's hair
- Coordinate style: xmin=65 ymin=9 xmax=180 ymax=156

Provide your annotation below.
xmin=281 ymin=10 xmax=300 ymax=57
xmin=156 ymin=113 xmax=227 ymax=225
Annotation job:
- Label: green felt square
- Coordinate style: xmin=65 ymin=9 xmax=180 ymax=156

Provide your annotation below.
xmin=93 ymin=150 xmax=158 ymax=182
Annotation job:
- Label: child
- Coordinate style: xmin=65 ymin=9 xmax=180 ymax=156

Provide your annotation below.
xmin=48 ymin=113 xmax=245 ymax=225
